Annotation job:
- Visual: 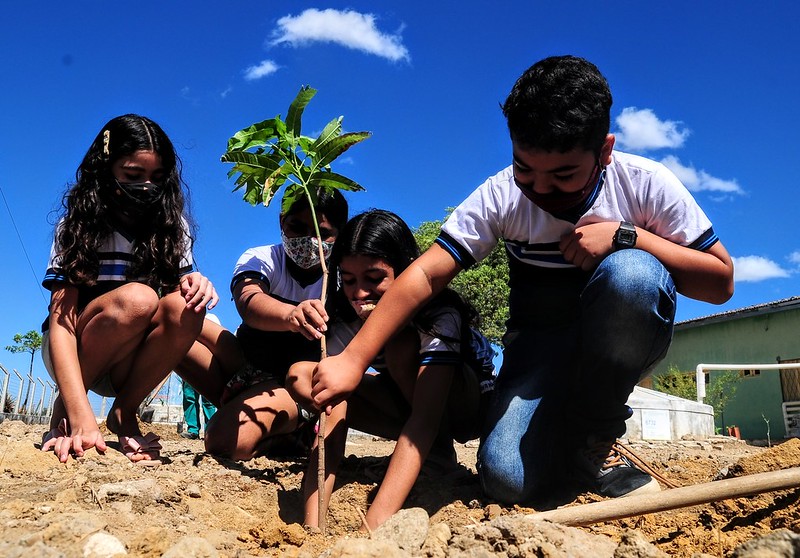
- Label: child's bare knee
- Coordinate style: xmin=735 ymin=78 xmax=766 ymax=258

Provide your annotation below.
xmin=158 ymin=292 xmax=205 ymax=334
xmin=101 ymin=284 xmax=159 ymax=328
xmin=286 ymin=361 xmax=316 ymax=385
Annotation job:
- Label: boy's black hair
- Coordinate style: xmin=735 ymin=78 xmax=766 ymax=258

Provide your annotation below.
xmin=502 ymin=55 xmax=612 ymax=153
xmin=57 ymin=114 xmax=192 ymax=289
xmin=283 ymin=187 xmax=349 ymax=233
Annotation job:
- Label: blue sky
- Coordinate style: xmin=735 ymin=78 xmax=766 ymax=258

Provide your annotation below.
xmin=2 ymin=1 xmax=799 ymax=386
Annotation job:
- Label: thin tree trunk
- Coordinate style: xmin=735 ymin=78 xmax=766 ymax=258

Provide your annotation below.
xmin=315 ymin=218 xmax=330 ymax=533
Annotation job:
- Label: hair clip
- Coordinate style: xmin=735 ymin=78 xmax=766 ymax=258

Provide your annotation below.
xmin=103 ymin=130 xmax=110 ymax=156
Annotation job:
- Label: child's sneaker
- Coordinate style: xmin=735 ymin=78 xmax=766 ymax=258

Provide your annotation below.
xmin=575 ymin=438 xmax=661 ymax=498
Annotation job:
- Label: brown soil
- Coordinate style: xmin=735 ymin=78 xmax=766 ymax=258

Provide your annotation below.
xmin=1 ymin=418 xmax=799 ymax=557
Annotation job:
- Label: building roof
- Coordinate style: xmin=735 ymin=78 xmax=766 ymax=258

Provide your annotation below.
xmin=677 ymin=296 xmax=800 ymax=329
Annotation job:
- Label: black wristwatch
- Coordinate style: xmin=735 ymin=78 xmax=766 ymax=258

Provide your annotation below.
xmin=613 ymin=221 xmax=637 ymax=250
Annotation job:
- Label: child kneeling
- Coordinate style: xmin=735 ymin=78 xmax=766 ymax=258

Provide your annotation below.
xmin=287 ymin=209 xmax=495 ymax=530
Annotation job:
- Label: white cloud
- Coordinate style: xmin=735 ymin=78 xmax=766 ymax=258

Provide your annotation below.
xmin=789 ymin=252 xmax=800 ymax=265
xmin=732 ymin=256 xmax=790 ymax=283
xmin=614 ymin=107 xmax=690 ymax=151
xmin=244 ymin=60 xmax=280 ymax=81
xmin=271 ymin=9 xmax=410 ymax=62
xmin=220 ymin=86 xmax=233 ymax=99
xmin=660 ymin=155 xmax=743 ymax=194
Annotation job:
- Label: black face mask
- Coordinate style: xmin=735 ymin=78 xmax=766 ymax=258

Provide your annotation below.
xmin=103 ymin=180 xmax=164 ymax=218
xmin=515 ymin=164 xmax=606 ymax=224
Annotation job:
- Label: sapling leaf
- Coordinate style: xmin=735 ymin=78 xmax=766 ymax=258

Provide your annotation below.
xmin=220 ymin=151 xmax=282 ymax=173
xmin=296 ymin=136 xmax=317 ymax=162
xmin=311 ymin=117 xmax=343 ymax=152
xmin=280 ymin=183 xmax=306 ymax=215
xmin=314 ymin=132 xmax=372 ymax=169
xmin=226 ymin=118 xmax=278 ymax=151
xmin=286 ymin=86 xmax=317 ymax=138
xmin=263 ymin=177 xmax=287 ymax=207
xmin=308 ymin=172 xmax=366 ymax=193
xmin=229 ymin=166 xmax=266 ymax=197
xmin=274 ymin=116 xmax=288 ymax=140
xmin=243 ymin=182 xmax=261 ymax=205
xmin=231 ymin=171 xmax=255 ymax=192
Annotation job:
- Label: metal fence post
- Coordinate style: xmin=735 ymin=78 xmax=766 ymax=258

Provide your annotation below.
xmin=36 ymin=378 xmax=46 ymax=416
xmin=0 ymin=364 xmax=9 ymax=413
xmin=27 ymin=374 xmax=36 ymax=417
xmin=13 ymin=370 xmax=23 ymax=414
xmin=46 ymin=381 xmax=56 ymax=416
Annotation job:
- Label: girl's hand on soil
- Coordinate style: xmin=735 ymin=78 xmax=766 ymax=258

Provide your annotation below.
xmin=43 ymin=425 xmax=107 ymax=463
xmin=181 ymin=272 xmax=219 ymax=311
xmin=311 ymin=354 xmax=362 ymax=412
xmin=286 ymin=299 xmax=328 ymax=340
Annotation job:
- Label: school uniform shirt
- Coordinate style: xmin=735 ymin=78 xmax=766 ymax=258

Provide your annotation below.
xmin=326 ymin=306 xmax=463 ymax=372
xmin=230 ymin=244 xmax=323 ymax=378
xmin=436 ymin=150 xmax=717 ymax=329
xmin=42 ymin=219 xmax=195 ymax=315
xmin=230 ymin=244 xmax=323 ymax=303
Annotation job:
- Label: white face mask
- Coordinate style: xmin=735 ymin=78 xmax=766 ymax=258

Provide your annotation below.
xmin=281 ymin=231 xmax=334 ymax=270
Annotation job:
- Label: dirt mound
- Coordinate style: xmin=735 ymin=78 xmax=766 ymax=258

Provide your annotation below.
xmin=1 ymin=420 xmax=798 ymax=556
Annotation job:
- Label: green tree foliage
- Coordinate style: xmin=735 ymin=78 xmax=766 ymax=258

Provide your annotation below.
xmin=413 ymin=210 xmax=509 ymax=345
xmin=653 ymin=365 xmax=741 ymax=423
xmin=704 ymin=370 xmax=741 ymax=423
xmin=5 ymin=330 xmax=42 ymax=376
xmin=652 ymin=364 xmax=697 ymax=401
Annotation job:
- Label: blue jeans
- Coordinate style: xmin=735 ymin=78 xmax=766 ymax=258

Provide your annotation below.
xmin=183 ymin=380 xmax=217 ymax=435
xmin=477 ymin=249 xmax=676 ymax=503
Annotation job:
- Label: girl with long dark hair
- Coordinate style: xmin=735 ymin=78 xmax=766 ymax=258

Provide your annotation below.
xmin=41 ymin=114 xmax=218 ymax=463
xmin=287 ymin=209 xmax=495 ymax=530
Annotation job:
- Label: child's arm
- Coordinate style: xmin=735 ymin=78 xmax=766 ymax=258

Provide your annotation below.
xmin=560 ymin=223 xmax=734 ymax=303
xmin=312 ymin=244 xmax=461 ymax=410
xmin=364 ymin=363 xmax=455 ymax=530
xmin=233 ymin=278 xmax=328 ymax=340
xmin=45 ymin=285 xmax=107 ymax=462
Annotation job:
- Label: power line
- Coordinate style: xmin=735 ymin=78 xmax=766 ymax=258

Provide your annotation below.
xmin=0 ymin=185 xmax=49 ymax=305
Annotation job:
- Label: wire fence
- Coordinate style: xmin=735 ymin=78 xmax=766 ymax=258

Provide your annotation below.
xmin=0 ymin=363 xmax=56 ymax=424
xmin=0 ymin=363 xmax=186 ymax=428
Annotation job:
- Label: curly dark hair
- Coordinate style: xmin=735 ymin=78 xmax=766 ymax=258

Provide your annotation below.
xmin=56 ymin=114 xmax=192 ymax=290
xmin=327 ymin=209 xmax=478 ymax=339
xmin=502 ymin=55 xmax=612 ymax=153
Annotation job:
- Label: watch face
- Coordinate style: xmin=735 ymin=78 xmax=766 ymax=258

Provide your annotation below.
xmin=615 ymin=222 xmax=637 ymax=249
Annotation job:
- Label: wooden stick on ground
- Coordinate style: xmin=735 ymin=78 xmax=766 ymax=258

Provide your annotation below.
xmin=527 ymin=467 xmax=800 ymax=527
xmin=317 ymin=412 xmax=327 ymax=532
xmin=317 ymin=270 xmax=330 ymax=533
